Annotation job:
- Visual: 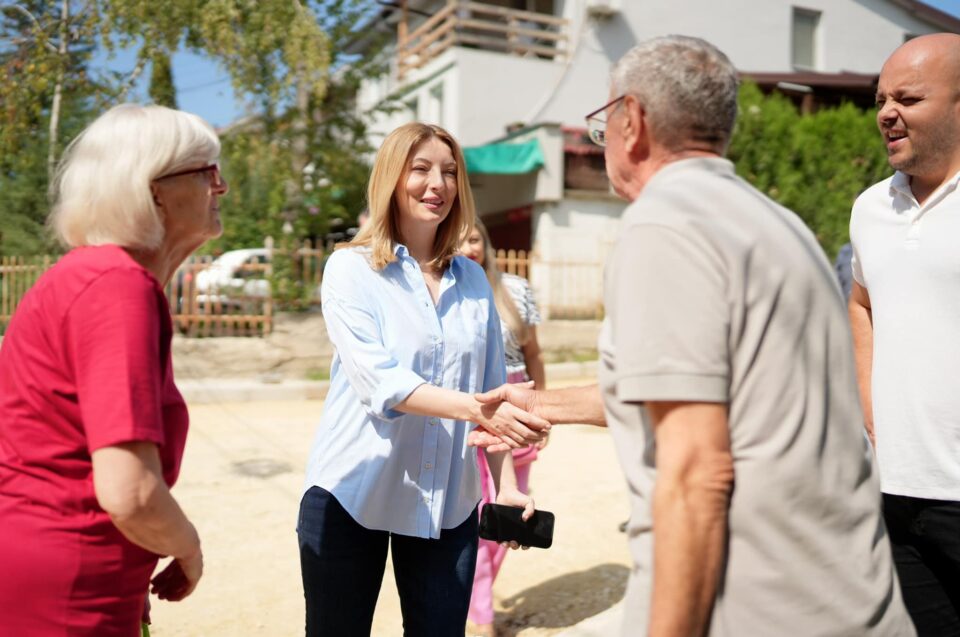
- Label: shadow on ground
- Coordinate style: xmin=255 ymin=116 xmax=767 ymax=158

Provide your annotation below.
xmin=494 ymin=563 xmax=628 ymax=636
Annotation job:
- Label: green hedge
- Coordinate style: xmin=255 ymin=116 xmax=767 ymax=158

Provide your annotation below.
xmin=728 ymin=82 xmax=891 ymax=260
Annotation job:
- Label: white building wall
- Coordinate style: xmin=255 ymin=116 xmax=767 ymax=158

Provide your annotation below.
xmin=359 ymin=0 xmax=951 ymax=148
xmin=453 ymin=48 xmax=566 ymax=146
xmin=538 ymin=0 xmax=945 ymax=129
xmin=530 ymin=193 xmax=624 ymax=318
xmin=354 ymin=0 xmax=953 ymax=316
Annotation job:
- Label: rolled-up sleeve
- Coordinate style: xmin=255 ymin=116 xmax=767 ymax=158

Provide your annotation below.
xmin=322 ymin=252 xmax=428 ymax=420
xmin=322 ymin=296 xmax=426 ymax=420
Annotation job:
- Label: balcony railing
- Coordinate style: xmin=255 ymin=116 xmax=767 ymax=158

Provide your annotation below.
xmin=397 ymin=1 xmax=569 ymax=79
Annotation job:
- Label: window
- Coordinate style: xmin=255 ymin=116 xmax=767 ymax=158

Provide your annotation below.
xmin=792 ymin=7 xmax=820 ymax=70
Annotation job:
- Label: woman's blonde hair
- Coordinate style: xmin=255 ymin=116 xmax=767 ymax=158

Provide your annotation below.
xmin=471 ymin=219 xmax=528 ymax=346
xmin=48 ymin=103 xmax=220 ymax=250
xmin=349 ymin=122 xmax=475 ymax=270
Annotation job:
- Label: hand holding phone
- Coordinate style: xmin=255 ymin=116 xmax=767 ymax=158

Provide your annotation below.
xmin=479 ymin=503 xmax=555 ymax=549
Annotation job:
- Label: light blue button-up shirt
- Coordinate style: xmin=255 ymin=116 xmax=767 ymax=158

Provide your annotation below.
xmin=303 ymin=244 xmax=506 ymax=539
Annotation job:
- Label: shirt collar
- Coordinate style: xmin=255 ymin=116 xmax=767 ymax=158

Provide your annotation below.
xmin=646 ymin=155 xmax=735 ymax=185
xmin=889 ymin=171 xmax=912 ymax=199
xmin=393 ymin=242 xmax=461 ymax=284
xmin=889 ymin=169 xmax=960 ymax=202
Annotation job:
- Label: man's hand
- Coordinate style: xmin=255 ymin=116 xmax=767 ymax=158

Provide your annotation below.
xmin=475 ymin=381 xmax=540 ymax=416
xmin=472 ymin=398 xmax=550 ymax=448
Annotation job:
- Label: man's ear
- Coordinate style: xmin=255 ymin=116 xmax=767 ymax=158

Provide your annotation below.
xmin=622 ymin=95 xmax=647 ymax=157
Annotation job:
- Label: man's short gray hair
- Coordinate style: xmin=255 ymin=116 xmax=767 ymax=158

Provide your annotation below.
xmin=48 ymin=104 xmax=221 ymax=250
xmin=611 ymin=35 xmax=739 ymax=154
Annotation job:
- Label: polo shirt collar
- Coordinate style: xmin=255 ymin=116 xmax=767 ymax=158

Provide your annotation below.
xmin=889 ymin=169 xmax=960 ymax=205
xmin=653 ymin=156 xmax=735 ymax=182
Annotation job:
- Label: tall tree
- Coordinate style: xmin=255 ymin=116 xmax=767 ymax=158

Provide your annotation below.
xmin=148 ymin=49 xmax=177 ymax=108
xmin=0 ymin=0 xmax=335 ymax=256
xmin=0 ymin=0 xmax=98 ymax=180
xmin=0 ymin=0 xmax=100 ymax=255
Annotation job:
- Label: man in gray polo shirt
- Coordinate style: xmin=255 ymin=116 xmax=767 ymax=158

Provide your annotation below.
xmin=475 ymin=35 xmax=912 ymax=636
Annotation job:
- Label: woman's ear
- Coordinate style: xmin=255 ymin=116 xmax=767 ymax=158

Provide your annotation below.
xmin=149 ymin=183 xmax=163 ymax=207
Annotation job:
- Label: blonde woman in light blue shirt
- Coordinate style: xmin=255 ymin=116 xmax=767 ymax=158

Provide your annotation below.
xmin=298 ymin=122 xmax=549 ymax=637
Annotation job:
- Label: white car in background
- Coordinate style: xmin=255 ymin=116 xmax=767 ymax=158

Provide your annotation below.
xmin=194 ymin=248 xmax=271 ymax=309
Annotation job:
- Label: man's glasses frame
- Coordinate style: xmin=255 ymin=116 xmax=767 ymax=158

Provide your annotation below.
xmin=585 ymin=95 xmax=626 ymax=147
xmin=155 ymin=163 xmax=223 ymax=187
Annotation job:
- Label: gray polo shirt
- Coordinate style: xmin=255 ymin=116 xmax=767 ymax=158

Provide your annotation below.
xmin=600 ymin=157 xmax=912 ymax=636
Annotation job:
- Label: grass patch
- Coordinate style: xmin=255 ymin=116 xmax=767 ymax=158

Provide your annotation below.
xmin=543 ymin=347 xmax=599 ymax=364
xmin=305 ymin=367 xmax=330 ymax=381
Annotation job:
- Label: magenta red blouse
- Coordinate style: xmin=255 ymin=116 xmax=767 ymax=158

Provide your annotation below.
xmin=0 ymin=245 xmax=189 ymax=636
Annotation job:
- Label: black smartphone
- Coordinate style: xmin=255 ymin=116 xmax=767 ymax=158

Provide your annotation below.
xmin=478 ymin=503 xmax=555 ymax=549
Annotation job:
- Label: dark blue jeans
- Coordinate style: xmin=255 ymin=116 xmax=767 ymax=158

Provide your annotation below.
xmin=884 ymin=493 xmax=960 ymax=637
xmin=297 ymin=486 xmax=479 ymax=637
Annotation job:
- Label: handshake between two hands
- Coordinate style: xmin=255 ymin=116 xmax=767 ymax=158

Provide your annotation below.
xmin=468 ymin=381 xmax=549 ymax=453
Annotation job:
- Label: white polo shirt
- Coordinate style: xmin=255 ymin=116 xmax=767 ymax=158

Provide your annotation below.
xmin=851 ymin=169 xmax=960 ymax=500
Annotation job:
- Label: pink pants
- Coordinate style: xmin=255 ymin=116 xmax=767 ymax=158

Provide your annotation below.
xmin=468 ymin=448 xmax=534 ymax=625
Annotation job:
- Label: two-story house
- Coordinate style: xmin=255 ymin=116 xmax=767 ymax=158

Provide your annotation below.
xmin=357 ymin=0 xmax=960 ymax=318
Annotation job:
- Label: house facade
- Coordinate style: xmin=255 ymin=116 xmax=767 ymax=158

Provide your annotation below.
xmin=357 ymin=0 xmax=959 ymax=317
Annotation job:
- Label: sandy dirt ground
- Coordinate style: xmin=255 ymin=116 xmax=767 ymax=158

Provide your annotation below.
xmin=149 ymin=380 xmax=631 ymax=636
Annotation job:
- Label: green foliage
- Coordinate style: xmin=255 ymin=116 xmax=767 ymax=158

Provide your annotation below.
xmin=729 ymin=82 xmax=891 ymax=259
xmin=0 ymin=135 xmax=51 ymax=255
xmin=208 ymin=130 xmax=293 ymax=250
xmin=0 ymin=0 xmax=374 ymax=268
xmin=148 ymin=50 xmax=177 ymax=108
xmin=0 ymin=1 xmax=101 ymax=256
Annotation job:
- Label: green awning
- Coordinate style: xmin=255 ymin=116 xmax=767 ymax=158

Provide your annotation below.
xmin=464 ymin=139 xmax=544 ymax=175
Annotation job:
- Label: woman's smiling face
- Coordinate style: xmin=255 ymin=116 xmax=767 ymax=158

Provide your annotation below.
xmin=395 ymin=137 xmax=459 ymax=231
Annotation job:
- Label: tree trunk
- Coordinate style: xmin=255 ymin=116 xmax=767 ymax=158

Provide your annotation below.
xmin=47 ymin=0 xmax=70 ymax=180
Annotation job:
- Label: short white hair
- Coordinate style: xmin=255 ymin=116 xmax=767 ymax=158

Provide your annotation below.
xmin=49 ymin=103 xmax=221 ymax=250
xmin=611 ymin=35 xmax=739 ymax=154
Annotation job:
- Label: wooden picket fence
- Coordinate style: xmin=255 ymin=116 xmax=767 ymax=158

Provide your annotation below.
xmin=0 ymin=244 xmax=602 ymax=337
xmin=0 ymin=241 xmax=325 ymax=337
xmin=494 ymin=248 xmax=529 ymax=279
xmin=165 ymin=254 xmax=274 ymax=338
xmin=0 ymin=255 xmax=54 ymax=330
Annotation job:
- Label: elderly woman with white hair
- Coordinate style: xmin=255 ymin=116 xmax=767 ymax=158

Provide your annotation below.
xmin=0 ymin=104 xmax=228 ymax=635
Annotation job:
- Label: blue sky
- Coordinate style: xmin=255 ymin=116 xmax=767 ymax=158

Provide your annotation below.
xmin=95 ymin=0 xmax=960 ymax=128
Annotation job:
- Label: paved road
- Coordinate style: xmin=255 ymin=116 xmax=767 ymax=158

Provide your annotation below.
xmin=149 ymin=383 xmax=630 ymax=637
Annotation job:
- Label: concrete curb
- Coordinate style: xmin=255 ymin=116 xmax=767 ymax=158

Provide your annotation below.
xmin=177 ymin=360 xmax=598 ymax=404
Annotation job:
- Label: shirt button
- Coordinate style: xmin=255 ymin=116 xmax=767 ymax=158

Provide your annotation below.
xmin=425 ymin=462 xmax=432 ymax=469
